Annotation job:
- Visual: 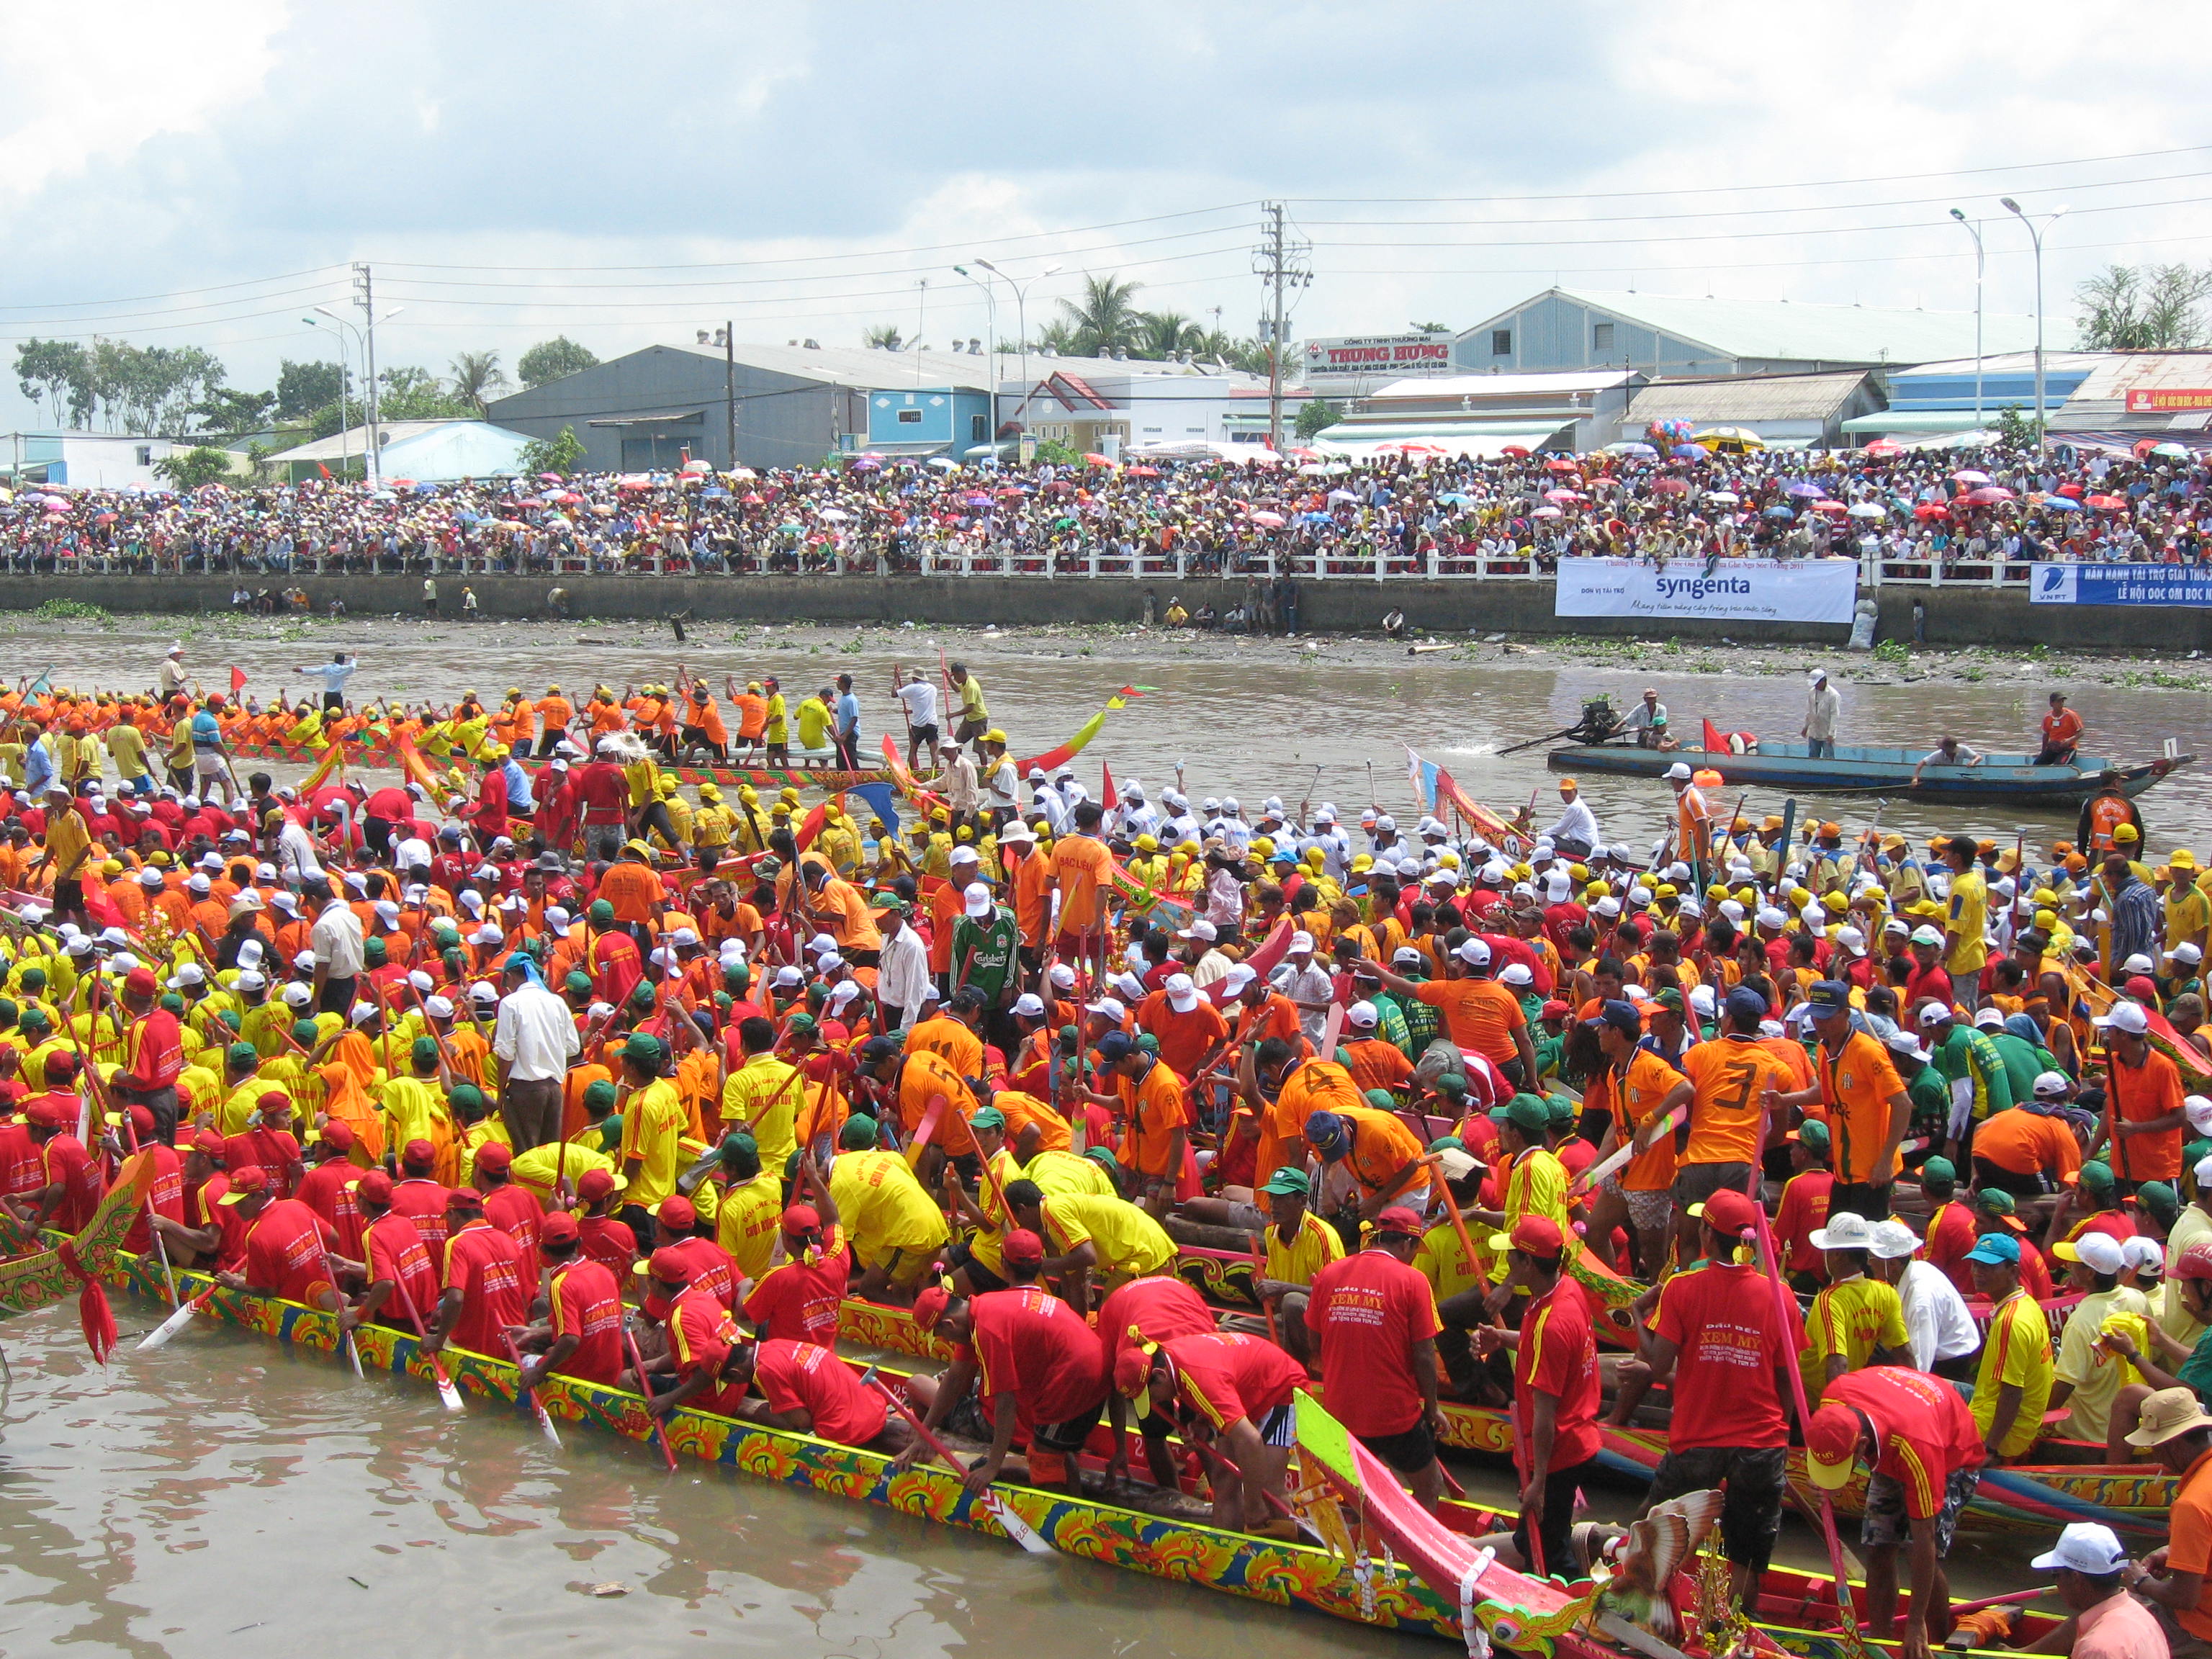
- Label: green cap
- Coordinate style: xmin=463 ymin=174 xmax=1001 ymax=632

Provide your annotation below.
xmin=292 ymin=1018 xmax=321 ymax=1045
xmin=1135 ymin=1032 xmax=1159 ymax=1055
xmin=2080 ymin=1159 xmax=2116 ymax=1194
xmin=588 ymin=899 xmax=615 ymax=925
xmin=583 ymin=1079 xmax=617 ymax=1111
xmin=1793 ymin=1118 xmax=1832 ymax=1153
xmin=2137 ymin=1180 xmax=2180 ymax=1220
xmin=1920 ymin=1154 xmax=1956 ymax=1184
xmin=563 ymin=971 xmax=593 ymax=996
xmin=1084 ymin=1146 xmax=1121 ymax=1173
xmin=786 ymin=1012 xmax=817 ymax=1035
xmin=160 ymin=993 xmax=185 ymax=1015
xmin=629 ymin=983 xmax=657 ymax=1011
xmin=412 ymin=1036 xmax=439 ymax=1067
xmin=1546 ymin=1093 xmax=1577 ymax=1125
xmin=225 ymin=1040 xmax=258 ymax=1069
xmin=1651 ymin=988 xmax=1686 ymax=1014
xmin=1363 ymin=1088 xmax=1397 ymax=1112
xmin=364 ymin=938 xmax=387 ymax=966
xmin=449 ymin=1082 xmax=485 ymax=1112
xmin=622 ymin=1033 xmax=666 ymax=1068
xmin=1976 ymin=1187 xmax=2017 ymax=1214
xmin=1426 ymin=1135 xmax=1467 ymax=1155
xmin=970 ymin=1105 xmax=1007 ymax=1130
xmin=840 ymin=1115 xmax=881 ymax=1150
xmin=1433 ymin=1072 xmax=1467 ymax=1100
xmin=1262 ymin=1166 xmax=1312 ymax=1197
xmin=1491 ymin=1093 xmax=1550 ymax=1135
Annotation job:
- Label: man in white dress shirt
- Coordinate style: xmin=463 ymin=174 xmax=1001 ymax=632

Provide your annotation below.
xmin=1869 ymin=1219 xmax=1979 ymax=1374
xmin=1543 ymin=778 xmax=1600 ymax=859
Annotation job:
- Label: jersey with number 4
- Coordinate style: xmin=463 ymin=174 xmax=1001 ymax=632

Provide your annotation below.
xmin=1678 ymin=1036 xmax=1799 ymax=1168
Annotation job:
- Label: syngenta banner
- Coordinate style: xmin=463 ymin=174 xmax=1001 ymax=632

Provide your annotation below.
xmin=1554 ymin=557 xmax=1858 ymax=624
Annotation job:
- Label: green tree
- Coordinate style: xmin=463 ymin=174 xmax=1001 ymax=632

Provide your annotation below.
xmin=374 ymin=365 xmax=474 ymax=422
xmin=153 ymin=446 xmax=235 ymax=489
xmin=192 ymin=387 xmax=276 ymax=436
xmin=2075 ymin=262 xmax=2212 ymax=349
xmin=1994 ymin=403 xmax=2041 ymax=447
xmin=276 ymin=358 xmax=348 ymax=421
xmin=1294 ymin=397 xmax=1341 ymax=441
xmin=861 ymin=323 xmax=906 ymax=350
xmin=519 ymin=425 xmax=587 ymax=477
xmin=1409 ymin=320 xmax=1450 ymax=334
xmin=243 ymin=439 xmax=276 ymax=483
xmin=448 ymin=349 xmax=508 ymax=416
xmin=1133 ymin=310 xmax=1199 ymax=359
xmin=1053 ymin=274 xmax=1146 ymax=358
xmin=516 ymin=336 xmax=601 ymax=389
xmin=1032 ymin=436 xmax=1081 ymax=465
xmin=14 ymin=339 xmax=88 ymax=426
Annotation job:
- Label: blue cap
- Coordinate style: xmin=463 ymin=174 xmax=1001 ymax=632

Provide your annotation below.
xmin=1964 ymin=1233 xmax=2021 ymax=1267
xmin=1725 ymin=986 xmax=1769 ymax=1021
xmin=1804 ymin=980 xmax=1852 ymax=1013
xmin=1094 ymin=1031 xmax=1133 ymax=1064
xmin=1304 ymin=1110 xmax=1349 ymax=1159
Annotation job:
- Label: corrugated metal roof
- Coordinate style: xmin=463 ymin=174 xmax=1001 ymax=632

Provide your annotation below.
xmin=2062 ymin=351 xmax=2212 ymax=403
xmin=1375 ymin=369 xmax=1633 ymax=400
xmin=1467 ymin=288 xmax=2063 ymax=364
xmin=266 ymin=420 xmax=516 ymax=464
xmin=1623 ymin=371 xmax=1871 ymax=423
xmin=678 ymin=341 xmax=994 ymax=392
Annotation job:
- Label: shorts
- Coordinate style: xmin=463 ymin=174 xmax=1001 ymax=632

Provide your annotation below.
xmin=1357 ymin=1420 xmax=1438 ymax=1476
xmin=1220 ymin=1200 xmax=1267 ymax=1231
xmin=1645 ymin=1444 xmax=1787 ymax=1575
xmin=1255 ymin=1401 xmax=1296 ymax=1448
xmin=1861 ymin=1465 xmax=1978 ymax=1552
xmin=1672 ymin=1161 xmax=1753 ymax=1210
xmin=872 ymin=1245 xmax=940 ymax=1288
xmin=1030 ymin=1399 xmax=1103 ymax=1454
xmin=1827 ymin=1180 xmax=1892 ymax=1222
xmin=945 ymin=1236 xmax=1008 ymax=1294
xmin=907 ymin=723 xmax=940 ymax=748
xmin=954 ymin=717 xmax=987 ymax=744
xmin=1603 ymin=1175 xmax=1671 ymax=1235
xmin=53 ymin=877 xmax=83 ymax=914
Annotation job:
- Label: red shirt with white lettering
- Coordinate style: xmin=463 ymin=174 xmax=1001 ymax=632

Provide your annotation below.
xmin=483 ymin=1183 xmax=543 ymax=1254
xmin=742 ymin=1236 xmax=852 ymax=1347
xmin=295 ymin=1159 xmax=367 ymax=1258
xmin=1820 ymin=1366 xmax=1984 ymax=1516
xmin=1653 ymin=1260 xmax=1804 ymax=1451
xmin=1095 ymin=1274 xmax=1215 ymax=1380
xmin=960 ymin=1284 xmax=1105 ymax=1429
xmin=1514 ymin=1276 xmax=1601 ymax=1469
xmin=1159 ymin=1331 xmax=1306 ymax=1429
xmin=1303 ymin=1247 xmax=1443 ymax=1438
xmin=754 ymin=1337 xmax=886 ymax=1444
xmin=441 ymin=1219 xmax=531 ymax=1355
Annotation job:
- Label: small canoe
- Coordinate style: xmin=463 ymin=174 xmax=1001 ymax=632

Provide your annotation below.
xmin=1544 ymin=740 xmax=2190 ymax=807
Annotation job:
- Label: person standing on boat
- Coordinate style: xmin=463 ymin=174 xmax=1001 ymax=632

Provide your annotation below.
xmin=1802 ymin=669 xmax=1841 ymax=760
xmin=1303 ymin=1203 xmax=1449 ymax=1509
xmin=2037 ymin=692 xmax=2086 ymax=768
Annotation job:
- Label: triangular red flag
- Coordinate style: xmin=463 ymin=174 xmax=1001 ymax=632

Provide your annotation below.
xmin=230 ymin=667 xmax=248 ymax=696
xmin=1100 ymin=762 xmax=1118 ymax=811
xmin=317 ymin=462 xmax=331 ymax=480
xmin=1703 ymin=717 xmax=1727 ymax=753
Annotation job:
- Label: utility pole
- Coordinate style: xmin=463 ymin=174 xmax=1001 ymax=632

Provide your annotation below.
xmin=723 ymin=321 xmax=737 ymax=469
xmin=352 ymin=262 xmax=383 ymax=485
xmin=1251 ymin=202 xmax=1311 ymax=455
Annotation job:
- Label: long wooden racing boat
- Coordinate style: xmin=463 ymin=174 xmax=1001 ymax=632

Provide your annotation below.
xmin=1 ymin=1151 xmax=152 ymax=1320
xmin=1545 ymin=739 xmax=2190 ymax=807
xmin=225 ymin=737 xmax=895 ymax=793
xmin=90 ymin=1239 xmax=2064 ymax=1659
xmin=836 ymin=1290 xmax=2172 ymax=1537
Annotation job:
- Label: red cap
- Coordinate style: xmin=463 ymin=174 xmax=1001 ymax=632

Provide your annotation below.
xmin=472 ymin=1141 xmax=512 ymax=1174
xmin=647 ymin=1245 xmax=693 ymax=1285
xmin=126 ymin=1103 xmax=156 ymax=1143
xmin=26 ymin=1099 xmax=72 ymax=1129
xmin=1805 ymin=1403 xmax=1861 ymax=1467
xmin=219 ymin=1166 xmax=269 ymax=1203
xmin=319 ymin=1118 xmax=356 ymax=1151
xmin=356 ymin=1169 xmax=394 ymax=1205
xmin=1505 ymin=1215 xmax=1566 ymax=1257
xmin=1373 ymin=1205 xmax=1425 ymax=1237
xmin=192 ymin=1126 xmax=226 ymax=1156
xmin=400 ymin=1138 xmax=436 ymax=1173
xmin=45 ymin=1051 xmax=78 ymax=1081
xmin=539 ymin=1210 xmax=580 ymax=1248
xmin=910 ymin=1284 xmax=953 ymax=1331
xmin=124 ymin=967 xmax=158 ymax=997
xmin=446 ymin=1186 xmax=485 ymax=1213
xmin=656 ymin=1195 xmax=696 ymax=1231
xmin=577 ymin=1168 xmax=617 ymax=1202
xmin=256 ymin=1090 xmax=292 ymax=1113
xmin=1696 ymin=1188 xmax=1761 ymax=1239
xmin=1002 ymin=1227 xmax=1045 ymax=1266
xmin=781 ymin=1203 xmax=822 ymax=1236
xmin=1113 ymin=1343 xmax=1155 ymax=1398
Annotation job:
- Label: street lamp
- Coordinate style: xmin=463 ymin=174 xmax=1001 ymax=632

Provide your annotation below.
xmin=304 ymin=313 xmax=359 ymax=480
xmin=1946 ymin=208 xmax=1984 ymax=431
xmin=974 ymin=259 xmax=1062 ymax=435
xmin=951 ymin=265 xmax=997 ymax=448
xmin=2000 ymin=198 xmax=2068 ymax=456
xmin=318 ymin=300 xmax=405 ymax=483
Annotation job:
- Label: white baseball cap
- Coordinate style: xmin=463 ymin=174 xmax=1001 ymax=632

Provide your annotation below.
xmin=2095 ymin=1002 xmax=2150 ymax=1035
xmin=1346 ymin=999 xmax=1378 ymax=1029
xmin=1164 ymin=973 xmax=1200 ymax=1014
xmin=2028 ymin=1522 xmax=2130 ymax=1576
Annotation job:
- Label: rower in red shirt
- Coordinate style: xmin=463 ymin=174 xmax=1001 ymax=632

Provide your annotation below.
xmin=294 ymin=1120 xmax=368 ymax=1258
xmin=899 ymin=1232 xmax=1106 ymax=1496
xmin=1918 ymin=1158 xmax=1977 ymax=1293
xmin=346 ymin=1169 xmax=443 ymax=1336
xmin=1472 ymin=1215 xmax=1601 ymax=1576
xmin=470 ymin=1143 xmax=543 ymax=1254
xmin=426 ymin=1187 xmax=530 ymax=1357
xmin=645 ymin=1248 xmax=750 ymax=1416
xmin=645 ymin=1197 xmax=737 ymax=1314
xmin=1115 ymin=1330 xmax=1306 ymax=1533
xmin=12 ymin=1092 xmax=101 ymax=1233
xmin=222 ymin=1091 xmax=305 ymax=1199
xmin=1094 ymin=1272 xmax=1218 ymax=1485
xmin=1304 ymin=1205 xmax=1447 ymax=1508
xmin=217 ymin=1184 xmax=341 ymax=1308
xmin=574 ymin=1167 xmax=638 ymax=1275
xmin=387 ymin=1139 xmax=453 ymax=1257
xmin=1805 ymin=1366 xmax=1985 ymax=1653
xmin=120 ymin=1105 xmax=186 ymax=1256
xmin=0 ymin=1106 xmax=42 ymax=1202
xmin=723 ymin=1336 xmax=895 ymax=1449
xmin=515 ymin=1212 xmax=626 ymax=1388
xmin=741 ymin=1200 xmax=850 ymax=1348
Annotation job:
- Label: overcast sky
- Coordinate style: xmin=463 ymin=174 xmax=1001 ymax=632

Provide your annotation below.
xmin=3 ymin=0 xmax=2208 ymax=428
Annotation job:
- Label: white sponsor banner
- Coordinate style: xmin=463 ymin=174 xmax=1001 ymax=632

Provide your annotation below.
xmin=1554 ymin=557 xmax=1858 ymax=624
xmin=1303 ymin=333 xmax=1455 ymax=385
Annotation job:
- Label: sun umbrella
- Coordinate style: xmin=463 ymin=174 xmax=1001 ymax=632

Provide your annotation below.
xmin=2086 ymin=494 xmax=2127 ymax=511
xmin=1862 ymin=439 xmax=1903 ymax=458
xmin=1247 ymin=510 xmax=1286 ymax=528
xmin=996 ymin=487 xmax=1023 ymax=498
xmin=1326 ymin=488 xmax=1357 ymax=503
xmin=963 ymin=493 xmax=992 ymax=507
xmin=1498 ymin=445 xmax=1532 ymax=458
xmin=1965 ymin=486 xmax=2014 ymax=505
xmin=2041 ymin=495 xmax=2083 ymax=511
xmin=682 ymin=458 xmax=711 ymax=475
xmin=1543 ymin=488 xmax=1581 ymax=503
xmin=729 ymin=468 xmax=757 ymax=480
xmin=1847 ymin=502 xmax=1886 ymax=518
xmin=2154 ymin=442 xmax=2193 ymax=459
xmin=2056 ymin=482 xmax=2084 ymax=498
xmin=1652 ymin=477 xmax=1690 ymax=495
xmin=1544 ymin=458 xmax=1581 ymax=473
xmin=1913 ymin=503 xmax=1951 ymax=520
xmin=1400 ymin=441 xmax=1447 ymax=456
xmin=42 ymin=500 xmax=69 ymax=513
xmin=818 ymin=507 xmax=850 ymax=521
xmin=848 ymin=458 xmax=881 ymax=472
xmin=1950 ymin=469 xmax=1991 ymax=485
xmin=1530 ymin=505 xmax=1563 ymax=518
xmin=742 ymin=492 xmax=764 ymax=504
xmin=1704 ymin=490 xmax=1740 ymax=504
xmin=1608 ymin=441 xmax=1659 ymax=459
xmin=1670 ymin=444 xmax=1706 ymax=461
xmin=926 ymin=457 xmax=960 ymax=469
xmin=537 ymin=472 xmax=564 ymax=483
xmin=1809 ymin=500 xmax=1847 ymax=514
xmin=1081 ymin=452 xmax=1114 ymax=467
xmin=1783 ymin=480 xmax=1825 ymax=498
xmin=1762 ymin=504 xmax=1795 ymax=519
xmin=1439 ymin=492 xmax=1473 ymax=505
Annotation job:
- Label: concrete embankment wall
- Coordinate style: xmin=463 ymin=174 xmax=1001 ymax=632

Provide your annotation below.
xmin=4 ymin=572 xmax=2202 ymax=653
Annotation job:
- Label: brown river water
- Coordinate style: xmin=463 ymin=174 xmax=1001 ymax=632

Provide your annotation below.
xmin=0 ymin=610 xmax=2175 ymax=1654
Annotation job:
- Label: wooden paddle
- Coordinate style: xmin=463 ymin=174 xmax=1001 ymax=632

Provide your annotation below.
xmin=860 ymin=1364 xmax=1053 ymax=1555
xmin=388 ymin=1270 xmax=466 ymax=1413
xmin=626 ymin=1326 xmax=680 ymax=1471
xmin=504 ymin=1330 xmax=563 ymax=1447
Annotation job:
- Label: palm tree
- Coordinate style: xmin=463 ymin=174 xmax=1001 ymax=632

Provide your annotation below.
xmin=860 ymin=323 xmax=906 ymax=351
xmin=1055 ymin=274 xmax=1146 ymax=358
xmin=1029 ymin=319 xmax=1082 ymax=356
xmin=448 ymin=349 xmax=508 ymax=417
xmin=1135 ymin=310 xmax=1199 ymax=360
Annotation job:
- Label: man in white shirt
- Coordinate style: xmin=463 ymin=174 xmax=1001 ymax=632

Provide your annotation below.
xmin=894 ymin=670 xmax=940 ymax=772
xmin=1802 ymin=669 xmax=1842 ymax=759
xmin=874 ymin=902 xmax=932 ymax=1030
xmin=1869 ymin=1220 xmax=1979 ymax=1373
xmin=1543 ymin=778 xmax=1600 ymax=858
xmin=157 ymin=644 xmax=189 ymax=699
xmin=1275 ymin=932 xmax=1336 ymax=1043
xmin=295 ymin=652 xmax=359 ymax=713
xmin=275 ymin=814 xmax=325 ymax=886
xmin=493 ymin=953 xmax=582 ymax=1150
xmin=305 ymin=881 xmax=365 ymax=1015
xmin=938 ymin=740 xmax=979 ymax=828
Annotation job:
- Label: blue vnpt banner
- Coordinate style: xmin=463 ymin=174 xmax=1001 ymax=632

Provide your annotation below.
xmin=2031 ymin=563 xmax=2212 ymax=607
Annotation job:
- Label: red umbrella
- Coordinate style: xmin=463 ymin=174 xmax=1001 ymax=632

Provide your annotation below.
xmin=1965 ymin=485 xmax=2015 ymax=505
xmin=2135 ymin=439 xmax=2162 ymax=459
xmin=2086 ymin=494 xmax=2127 ymax=511
xmin=1809 ymin=500 xmax=1847 ymax=514
xmin=1913 ymin=503 xmax=1950 ymax=520
xmin=1499 ymin=445 xmax=1532 ymax=458
xmin=1862 ymin=439 xmax=1903 ymax=458
xmin=1652 ymin=476 xmax=1689 ymax=495
xmin=1127 ymin=465 xmax=1160 ymax=477
xmin=1081 ymin=452 xmax=1113 ymax=467
xmin=2056 ymin=482 xmax=2084 ymax=498
xmin=1544 ymin=458 xmax=1580 ymax=473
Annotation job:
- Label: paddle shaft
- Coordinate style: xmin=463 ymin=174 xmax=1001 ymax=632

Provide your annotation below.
xmin=503 ymin=1330 xmax=562 ymax=1446
xmin=625 ymin=1326 xmax=681 ymax=1470
xmin=863 ymin=1368 xmax=1051 ymax=1553
xmin=387 ymin=1269 xmax=464 ymax=1408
